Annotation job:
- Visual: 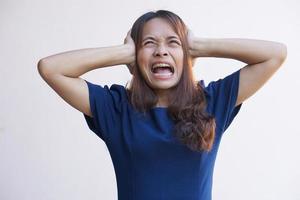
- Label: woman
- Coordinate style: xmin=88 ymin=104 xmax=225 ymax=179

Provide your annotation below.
xmin=37 ymin=10 xmax=287 ymax=200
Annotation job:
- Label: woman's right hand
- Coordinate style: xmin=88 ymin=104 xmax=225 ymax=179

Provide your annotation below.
xmin=124 ymin=29 xmax=136 ymax=75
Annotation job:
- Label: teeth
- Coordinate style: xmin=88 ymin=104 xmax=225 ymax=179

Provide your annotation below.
xmin=153 ymin=63 xmax=170 ymax=68
xmin=151 ymin=63 xmax=174 ymax=73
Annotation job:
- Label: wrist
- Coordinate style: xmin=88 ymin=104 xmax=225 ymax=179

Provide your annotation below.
xmin=121 ymin=44 xmax=135 ymax=65
xmin=190 ymin=37 xmax=212 ymax=57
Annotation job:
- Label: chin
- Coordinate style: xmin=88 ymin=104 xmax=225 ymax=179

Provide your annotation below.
xmin=142 ymin=72 xmax=181 ymax=91
xmin=150 ymin=81 xmax=179 ymax=90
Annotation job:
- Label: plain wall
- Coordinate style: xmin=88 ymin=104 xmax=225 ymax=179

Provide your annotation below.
xmin=1 ymin=0 xmax=299 ymax=199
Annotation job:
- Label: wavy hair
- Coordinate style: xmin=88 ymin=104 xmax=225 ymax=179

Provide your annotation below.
xmin=126 ymin=10 xmax=216 ymax=152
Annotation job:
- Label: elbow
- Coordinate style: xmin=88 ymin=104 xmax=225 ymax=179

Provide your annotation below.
xmin=37 ymin=58 xmax=53 ymax=78
xmin=276 ymin=43 xmax=288 ymax=64
xmin=269 ymin=43 xmax=287 ymax=68
xmin=37 ymin=59 xmax=46 ymax=76
xmin=37 ymin=59 xmax=45 ymax=71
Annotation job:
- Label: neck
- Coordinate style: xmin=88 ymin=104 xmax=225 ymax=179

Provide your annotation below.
xmin=155 ymin=89 xmax=169 ymax=107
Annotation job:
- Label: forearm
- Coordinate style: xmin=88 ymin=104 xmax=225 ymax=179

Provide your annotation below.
xmin=38 ymin=44 xmax=134 ymax=78
xmin=190 ymin=38 xmax=287 ymax=65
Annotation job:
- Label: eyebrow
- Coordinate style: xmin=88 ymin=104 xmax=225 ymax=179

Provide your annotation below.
xmin=142 ymin=35 xmax=180 ymax=42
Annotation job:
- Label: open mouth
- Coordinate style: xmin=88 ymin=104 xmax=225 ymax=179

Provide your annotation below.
xmin=151 ymin=63 xmax=175 ymax=75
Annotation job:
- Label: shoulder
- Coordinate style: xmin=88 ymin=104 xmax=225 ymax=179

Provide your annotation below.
xmin=84 ymin=80 xmax=129 ymax=112
xmin=85 ymin=80 xmax=127 ymax=97
xmin=197 ymin=79 xmax=213 ymax=105
xmin=199 ymin=69 xmax=241 ymax=97
xmin=198 ymin=69 xmax=243 ymax=133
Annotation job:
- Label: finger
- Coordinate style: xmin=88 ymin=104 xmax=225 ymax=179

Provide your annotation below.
xmin=124 ymin=29 xmax=131 ymax=42
xmin=126 ymin=29 xmax=132 ymax=39
xmin=127 ymin=64 xmax=133 ymax=75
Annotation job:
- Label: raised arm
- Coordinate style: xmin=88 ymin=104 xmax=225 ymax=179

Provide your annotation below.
xmin=188 ymin=32 xmax=287 ymax=106
xmin=37 ymin=31 xmax=135 ymax=117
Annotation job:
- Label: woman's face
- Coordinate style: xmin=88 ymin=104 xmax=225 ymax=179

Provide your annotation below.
xmin=137 ymin=17 xmax=184 ymax=92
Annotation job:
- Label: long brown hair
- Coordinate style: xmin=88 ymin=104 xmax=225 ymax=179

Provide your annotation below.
xmin=126 ymin=10 xmax=216 ymax=152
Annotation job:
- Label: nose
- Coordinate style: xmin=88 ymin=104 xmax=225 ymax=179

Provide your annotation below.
xmin=153 ymin=44 xmax=169 ymax=57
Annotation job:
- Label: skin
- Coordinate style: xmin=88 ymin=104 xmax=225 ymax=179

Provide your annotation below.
xmin=137 ymin=18 xmax=185 ymax=106
xmin=123 ymin=20 xmax=198 ymax=107
xmin=125 ymin=20 xmax=287 ymax=108
xmin=38 ymin=13 xmax=287 ymax=118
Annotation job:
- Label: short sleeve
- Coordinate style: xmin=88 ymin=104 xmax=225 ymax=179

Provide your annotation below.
xmin=204 ymin=69 xmax=243 ymax=134
xmin=83 ymin=80 xmax=126 ymax=143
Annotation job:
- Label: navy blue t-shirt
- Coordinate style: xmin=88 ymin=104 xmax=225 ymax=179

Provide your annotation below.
xmin=83 ymin=69 xmax=243 ymax=200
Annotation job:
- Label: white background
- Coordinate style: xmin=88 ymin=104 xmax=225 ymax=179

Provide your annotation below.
xmin=1 ymin=0 xmax=299 ymax=199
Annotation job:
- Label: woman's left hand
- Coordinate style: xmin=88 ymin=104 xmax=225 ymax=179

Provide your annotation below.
xmin=124 ymin=29 xmax=136 ymax=75
xmin=187 ymin=29 xmax=197 ymax=65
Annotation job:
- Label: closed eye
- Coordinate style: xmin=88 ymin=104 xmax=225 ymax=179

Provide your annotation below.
xmin=170 ymin=40 xmax=181 ymax=45
xmin=144 ymin=41 xmax=154 ymax=45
